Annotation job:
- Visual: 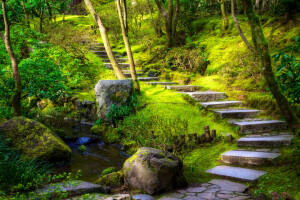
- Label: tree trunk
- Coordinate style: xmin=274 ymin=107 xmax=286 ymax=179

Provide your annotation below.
xmin=147 ymin=0 xmax=158 ymax=36
xmin=46 ymin=1 xmax=53 ymax=21
xmin=231 ymin=0 xmax=253 ymax=51
xmin=84 ymin=0 xmax=125 ymax=79
xmin=21 ymin=0 xmax=30 ymax=26
xmin=221 ymin=0 xmax=229 ymax=32
xmin=116 ymin=0 xmax=140 ymax=93
xmin=241 ymin=0 xmax=299 ymax=128
xmin=166 ymin=0 xmax=173 ymax=48
xmin=1 ymin=0 xmax=22 ymax=116
xmin=172 ymin=0 xmax=179 ymax=44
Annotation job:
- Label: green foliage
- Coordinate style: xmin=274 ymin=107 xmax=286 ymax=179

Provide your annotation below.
xmin=273 ymin=36 xmax=300 ymax=104
xmin=78 ymin=145 xmax=87 ymax=152
xmin=0 ymin=134 xmax=51 ymax=193
xmin=106 ymin=92 xmax=138 ymax=125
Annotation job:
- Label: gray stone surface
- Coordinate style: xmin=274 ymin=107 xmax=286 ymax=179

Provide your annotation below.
xmin=133 ymin=77 xmax=160 ymax=81
xmin=102 ymin=58 xmax=128 ymax=63
xmin=213 ymin=109 xmax=261 ymax=119
xmin=123 ymin=147 xmax=187 ymax=195
xmin=230 ymin=119 xmax=287 ymax=134
xmin=199 ymin=101 xmax=243 ymax=108
xmin=205 ymin=165 xmax=267 ymax=182
xmin=122 ymin=69 xmax=142 ymax=73
xmin=183 ymin=91 xmax=227 ymax=102
xmin=38 ymin=181 xmax=107 ymax=198
xmin=237 ymin=135 xmax=294 ymax=147
xmin=209 ymin=180 xmax=248 ymax=192
xmin=95 ymin=79 xmax=133 ymax=120
xmin=115 ymin=73 xmax=145 ymax=78
xmin=197 ymin=192 xmax=216 ymax=199
xmin=221 ymin=150 xmax=281 ymax=166
xmin=186 ymin=187 xmax=206 ymax=193
xmin=184 ymin=196 xmax=204 ymax=200
xmin=133 ymin=194 xmax=154 ymax=200
xmin=146 ymin=82 xmax=178 ymax=85
xmin=165 ymin=85 xmax=202 ymax=92
xmin=104 ymin=63 xmax=129 ymax=69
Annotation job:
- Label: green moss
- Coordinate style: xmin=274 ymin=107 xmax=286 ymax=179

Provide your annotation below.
xmin=101 ymin=167 xmax=117 ymax=175
xmin=96 ymin=170 xmax=124 ymax=187
xmin=78 ymin=145 xmax=87 ymax=152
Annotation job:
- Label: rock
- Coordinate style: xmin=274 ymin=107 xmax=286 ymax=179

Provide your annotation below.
xmin=123 ymin=147 xmax=187 ymax=195
xmin=37 ymin=181 xmax=108 ymax=198
xmin=0 ymin=117 xmax=71 ymax=162
xmin=96 ymin=170 xmax=124 ymax=187
xmin=133 ymin=194 xmax=154 ymax=200
xmin=95 ymin=80 xmax=133 ymax=120
xmin=222 ymin=133 xmax=233 ymax=142
xmin=147 ymin=70 xmax=158 ymax=77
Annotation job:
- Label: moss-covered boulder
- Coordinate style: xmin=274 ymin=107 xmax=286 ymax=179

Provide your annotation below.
xmin=96 ymin=170 xmax=124 ymax=187
xmin=0 ymin=117 xmax=72 ymax=162
xmin=123 ymin=147 xmax=187 ymax=195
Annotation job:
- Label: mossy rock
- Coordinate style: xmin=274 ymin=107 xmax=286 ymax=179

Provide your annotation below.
xmin=96 ymin=170 xmax=124 ymax=187
xmin=122 ymin=141 xmax=138 ymax=155
xmin=102 ymin=167 xmax=117 ymax=175
xmin=0 ymin=117 xmax=72 ymax=162
xmin=90 ymin=124 xmax=114 ymax=136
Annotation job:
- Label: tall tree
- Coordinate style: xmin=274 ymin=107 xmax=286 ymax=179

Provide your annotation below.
xmin=221 ymin=0 xmax=229 ymax=32
xmin=0 ymin=0 xmax=22 ymax=116
xmin=21 ymin=0 xmax=30 ymax=26
xmin=241 ymin=0 xmax=299 ymax=128
xmin=83 ymin=0 xmax=125 ymax=79
xmin=116 ymin=0 xmax=140 ymax=93
xmin=154 ymin=0 xmax=180 ymax=48
xmin=231 ymin=0 xmax=253 ymax=51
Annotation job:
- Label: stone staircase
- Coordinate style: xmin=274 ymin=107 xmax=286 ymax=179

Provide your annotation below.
xmin=164 ymin=85 xmax=294 ymax=184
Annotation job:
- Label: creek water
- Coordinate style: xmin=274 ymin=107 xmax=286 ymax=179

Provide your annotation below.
xmin=55 ymin=122 xmax=129 ymax=182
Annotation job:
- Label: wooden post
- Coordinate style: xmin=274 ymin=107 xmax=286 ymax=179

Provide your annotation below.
xmin=204 ymin=126 xmax=211 ymax=142
xmin=212 ymin=129 xmax=217 ymax=140
xmin=200 ymin=134 xmax=206 ymax=143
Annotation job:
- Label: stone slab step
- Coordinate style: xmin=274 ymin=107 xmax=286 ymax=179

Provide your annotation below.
xmin=183 ymin=91 xmax=227 ymax=102
xmin=115 ymin=73 xmax=145 ymax=78
xmin=104 ymin=63 xmax=129 ymax=69
xmin=122 ymin=70 xmax=142 ymax=73
xmin=200 ymin=101 xmax=243 ymax=108
xmin=165 ymin=85 xmax=202 ymax=92
xmin=102 ymin=58 xmax=128 ymax=63
xmin=237 ymin=135 xmax=294 ymax=147
xmin=205 ymin=165 xmax=267 ymax=182
xmin=213 ymin=109 xmax=261 ymax=119
xmin=230 ymin=119 xmax=287 ymax=134
xmin=97 ymin=54 xmax=123 ymax=58
xmin=145 ymin=82 xmax=178 ymax=85
xmin=90 ymin=50 xmax=118 ymax=55
xmin=221 ymin=150 xmax=281 ymax=166
xmin=137 ymin=77 xmax=160 ymax=81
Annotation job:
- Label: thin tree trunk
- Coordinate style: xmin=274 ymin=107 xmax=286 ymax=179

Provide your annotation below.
xmin=166 ymin=0 xmax=173 ymax=48
xmin=172 ymin=0 xmax=179 ymax=44
xmin=241 ymin=0 xmax=299 ymax=128
xmin=116 ymin=0 xmax=140 ymax=93
xmin=231 ymin=0 xmax=253 ymax=51
xmin=147 ymin=0 xmax=158 ymax=36
xmin=46 ymin=1 xmax=53 ymax=21
xmin=84 ymin=0 xmax=125 ymax=79
xmin=21 ymin=0 xmax=30 ymax=26
xmin=221 ymin=0 xmax=229 ymax=32
xmin=1 ymin=0 xmax=22 ymax=116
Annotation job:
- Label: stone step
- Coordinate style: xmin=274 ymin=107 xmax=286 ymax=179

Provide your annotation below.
xmin=90 ymin=50 xmax=116 ymax=55
xmin=90 ymin=46 xmax=105 ymax=51
xmin=200 ymin=101 xmax=243 ymax=109
xmin=102 ymin=58 xmax=128 ymax=63
xmin=183 ymin=91 xmax=227 ymax=102
xmin=237 ymin=135 xmax=294 ymax=147
xmin=104 ymin=63 xmax=129 ymax=69
xmin=213 ymin=109 xmax=261 ymax=119
xmin=115 ymin=73 xmax=145 ymax=78
xmin=165 ymin=85 xmax=202 ymax=92
xmin=221 ymin=150 xmax=281 ymax=166
xmin=122 ymin=70 xmax=142 ymax=73
xmin=205 ymin=165 xmax=267 ymax=182
xmin=97 ymin=54 xmax=123 ymax=58
xmin=230 ymin=119 xmax=287 ymax=134
xmin=136 ymin=77 xmax=160 ymax=81
xmin=145 ymin=82 xmax=178 ymax=85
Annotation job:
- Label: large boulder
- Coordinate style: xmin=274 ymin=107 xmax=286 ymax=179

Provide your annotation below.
xmin=95 ymin=79 xmax=133 ymax=120
xmin=0 ymin=117 xmax=72 ymax=162
xmin=123 ymin=147 xmax=187 ymax=195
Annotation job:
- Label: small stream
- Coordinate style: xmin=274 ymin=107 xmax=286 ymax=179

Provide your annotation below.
xmin=55 ymin=122 xmax=129 ymax=182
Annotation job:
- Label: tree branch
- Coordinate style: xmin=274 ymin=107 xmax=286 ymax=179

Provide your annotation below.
xmin=154 ymin=0 xmax=167 ymax=19
xmin=0 ymin=32 xmax=4 ymax=41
